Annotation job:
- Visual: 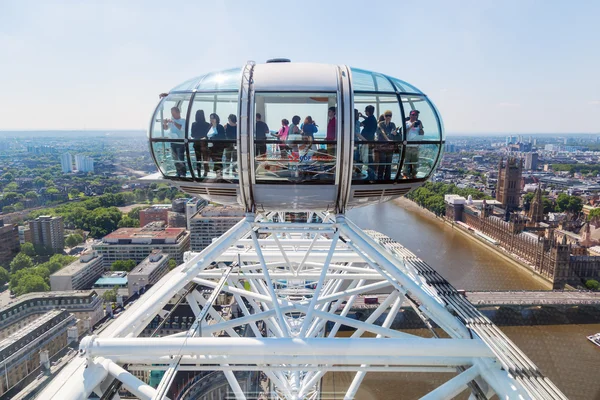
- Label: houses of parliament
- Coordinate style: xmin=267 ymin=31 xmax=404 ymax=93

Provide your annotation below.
xmin=445 ymin=157 xmax=600 ymax=289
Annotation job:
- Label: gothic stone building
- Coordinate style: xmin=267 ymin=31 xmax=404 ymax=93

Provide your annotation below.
xmin=496 ymin=157 xmax=522 ymax=210
xmin=445 ymin=195 xmax=599 ymax=289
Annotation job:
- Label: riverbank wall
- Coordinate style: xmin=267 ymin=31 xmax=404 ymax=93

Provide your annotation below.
xmin=393 ymin=197 xmax=555 ymax=290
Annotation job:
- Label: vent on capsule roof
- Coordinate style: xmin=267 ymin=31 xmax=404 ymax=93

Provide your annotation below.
xmin=266 ymin=58 xmax=291 ymax=63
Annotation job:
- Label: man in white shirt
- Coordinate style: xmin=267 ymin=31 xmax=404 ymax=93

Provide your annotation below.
xmin=403 ymin=110 xmax=423 ymax=179
xmin=162 ymin=107 xmax=187 ymax=177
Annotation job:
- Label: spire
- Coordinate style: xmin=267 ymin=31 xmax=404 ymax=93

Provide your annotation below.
xmin=528 ymin=186 xmax=544 ymax=224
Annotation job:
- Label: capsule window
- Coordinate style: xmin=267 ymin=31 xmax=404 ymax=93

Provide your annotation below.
xmin=353 ymin=94 xmax=403 ymax=183
xmin=254 ymin=92 xmax=338 ymax=184
xmin=188 ymin=92 xmax=239 ymax=182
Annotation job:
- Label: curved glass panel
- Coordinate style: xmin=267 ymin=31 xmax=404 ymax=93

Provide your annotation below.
xmin=254 ymin=92 xmax=337 ymax=183
xmin=188 ymin=92 xmax=239 ymax=182
xmin=351 ymin=68 xmax=395 ymax=92
xmin=152 ymin=141 xmax=191 ymax=178
xmin=401 ymin=143 xmax=440 ymax=179
xmin=150 ymin=93 xmax=191 ymax=139
xmin=195 ymin=68 xmax=241 ymax=91
xmin=401 ymin=95 xmax=441 ymax=141
xmin=389 ymin=77 xmax=423 ymax=94
xmin=353 ymin=94 xmax=403 ymax=183
xmin=170 ymin=75 xmax=204 ymax=92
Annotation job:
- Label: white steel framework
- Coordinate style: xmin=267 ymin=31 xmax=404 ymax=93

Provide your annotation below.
xmin=39 ymin=212 xmax=566 ymax=400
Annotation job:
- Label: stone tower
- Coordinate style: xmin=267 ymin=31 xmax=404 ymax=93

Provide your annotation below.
xmin=528 ymin=186 xmax=544 ymax=224
xmin=496 ymin=157 xmax=522 ymax=210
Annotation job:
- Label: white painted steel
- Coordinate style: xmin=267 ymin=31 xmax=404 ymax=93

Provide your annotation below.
xmin=40 ymin=213 xmax=558 ymax=400
xmin=81 ymin=338 xmax=493 ymax=359
xmin=96 ymin=357 xmax=159 ymax=400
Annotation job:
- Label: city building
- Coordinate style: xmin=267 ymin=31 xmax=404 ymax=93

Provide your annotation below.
xmin=496 ymin=157 xmax=522 ymax=210
xmin=168 ymin=211 xmax=188 ymax=228
xmin=189 ymin=205 xmax=245 ymax=251
xmin=445 ymin=194 xmax=600 ymax=288
xmin=93 ymin=223 xmax=190 ymax=267
xmin=93 ymin=271 xmax=128 ymax=290
xmin=127 ymin=250 xmax=170 ymax=296
xmin=60 ymin=153 xmax=73 ymax=173
xmin=50 ymin=251 xmax=104 ymax=291
xmin=524 ymin=152 xmax=538 ymax=170
xmin=186 ymin=198 xmax=208 ymax=230
xmin=17 ymin=225 xmax=31 ymax=244
xmin=29 ymin=216 xmax=65 ymax=252
xmin=0 ymin=220 xmax=19 ymax=264
xmin=0 ymin=309 xmax=77 ymax=396
xmin=139 ymin=206 xmax=169 ymax=227
xmin=0 ymin=290 xmax=103 ymax=340
xmin=74 ymin=154 xmax=94 ymax=173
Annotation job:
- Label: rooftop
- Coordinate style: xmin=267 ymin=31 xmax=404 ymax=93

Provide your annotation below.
xmin=0 ymin=290 xmax=98 ymax=313
xmin=94 ymin=275 xmax=128 ymax=286
xmin=51 ymin=252 xmax=103 ymax=277
xmin=0 ymin=309 xmax=67 ymax=351
xmin=101 ymin=226 xmax=186 ymax=241
xmin=129 ymin=250 xmax=169 ymax=276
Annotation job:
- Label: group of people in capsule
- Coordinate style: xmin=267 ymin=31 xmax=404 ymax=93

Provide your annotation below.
xmin=162 ymin=104 xmax=423 ymax=181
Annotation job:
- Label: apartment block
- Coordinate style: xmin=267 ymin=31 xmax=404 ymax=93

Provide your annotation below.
xmin=50 ymin=251 xmax=104 ymax=291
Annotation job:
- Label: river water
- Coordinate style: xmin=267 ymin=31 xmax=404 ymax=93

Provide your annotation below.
xmin=320 ymin=201 xmax=600 ymax=400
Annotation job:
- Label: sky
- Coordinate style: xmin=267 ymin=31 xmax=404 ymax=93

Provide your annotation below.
xmin=0 ymin=0 xmax=598 ymax=134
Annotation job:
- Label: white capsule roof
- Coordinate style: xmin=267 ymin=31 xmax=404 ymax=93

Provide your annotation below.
xmin=146 ymin=60 xmax=444 ymax=213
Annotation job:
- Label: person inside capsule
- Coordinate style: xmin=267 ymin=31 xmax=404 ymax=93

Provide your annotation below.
xmin=162 ymin=106 xmax=187 ymax=178
xmin=358 ymin=105 xmax=377 ymax=180
xmin=208 ymin=113 xmax=226 ymax=179
xmin=403 ymin=109 xmax=424 ymax=179
xmin=191 ymin=110 xmax=210 ymax=178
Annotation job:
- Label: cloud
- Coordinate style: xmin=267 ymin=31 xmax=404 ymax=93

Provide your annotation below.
xmin=589 ymin=100 xmax=600 ymax=106
xmin=439 ymin=88 xmax=448 ymax=93
xmin=498 ymin=102 xmax=521 ymax=107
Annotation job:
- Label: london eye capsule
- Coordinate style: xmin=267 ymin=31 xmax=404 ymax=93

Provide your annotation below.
xmin=146 ymin=60 xmax=444 ymax=212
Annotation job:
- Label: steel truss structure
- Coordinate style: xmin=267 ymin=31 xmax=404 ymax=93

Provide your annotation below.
xmin=40 ymin=212 xmax=567 ymax=400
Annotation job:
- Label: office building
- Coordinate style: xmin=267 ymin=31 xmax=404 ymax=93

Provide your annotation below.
xmin=75 ymin=154 xmax=94 ymax=173
xmin=50 ymin=251 xmax=104 ymax=291
xmin=0 ymin=220 xmax=19 ymax=264
xmin=60 ymin=153 xmax=73 ymax=173
xmin=189 ymin=205 xmax=245 ymax=251
xmin=524 ymin=152 xmax=538 ymax=170
xmin=93 ymin=223 xmax=190 ymax=267
xmin=186 ymin=198 xmax=208 ymax=230
xmin=139 ymin=206 xmax=169 ymax=227
xmin=167 ymin=211 xmax=187 ymax=228
xmin=127 ymin=250 xmax=170 ymax=296
xmin=0 ymin=290 xmax=103 ymax=340
xmin=0 ymin=310 xmax=77 ymax=396
xmin=29 ymin=216 xmax=65 ymax=253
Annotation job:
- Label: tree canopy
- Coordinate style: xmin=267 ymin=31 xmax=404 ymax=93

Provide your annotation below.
xmin=10 ymin=253 xmax=34 ymax=274
xmin=111 ymin=259 xmax=136 ymax=272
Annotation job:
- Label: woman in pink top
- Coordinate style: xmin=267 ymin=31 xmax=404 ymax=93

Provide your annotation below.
xmin=272 ymin=118 xmax=290 ymax=158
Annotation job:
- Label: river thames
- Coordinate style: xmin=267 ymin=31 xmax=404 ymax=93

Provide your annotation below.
xmin=320 ymin=201 xmax=600 ymax=400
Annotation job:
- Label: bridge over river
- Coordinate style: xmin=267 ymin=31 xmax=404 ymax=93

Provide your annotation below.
xmin=352 ymin=291 xmax=600 ymax=309
xmin=463 ymin=290 xmax=600 ymax=306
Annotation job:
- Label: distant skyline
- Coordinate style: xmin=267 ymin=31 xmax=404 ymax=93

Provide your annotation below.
xmin=0 ymin=0 xmax=599 ymax=133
